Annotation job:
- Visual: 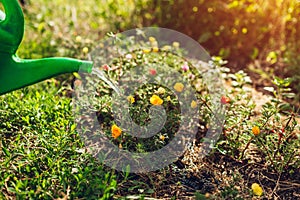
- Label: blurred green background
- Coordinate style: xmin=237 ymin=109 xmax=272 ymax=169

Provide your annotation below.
xmin=142 ymin=0 xmax=300 ymax=97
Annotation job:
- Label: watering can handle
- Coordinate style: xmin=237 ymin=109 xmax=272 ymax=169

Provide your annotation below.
xmin=0 ymin=0 xmax=24 ymax=54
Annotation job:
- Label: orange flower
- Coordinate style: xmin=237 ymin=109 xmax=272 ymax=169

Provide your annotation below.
xmin=174 ymin=82 xmax=184 ymax=92
xmin=111 ymin=124 xmax=122 ymax=139
xmin=150 ymin=95 xmax=163 ymax=105
xmin=204 ymin=193 xmax=210 ymax=198
xmin=159 ymin=135 xmax=165 ymax=141
xmin=221 ymin=96 xmax=230 ymax=104
xmin=252 ymin=126 xmax=260 ymax=136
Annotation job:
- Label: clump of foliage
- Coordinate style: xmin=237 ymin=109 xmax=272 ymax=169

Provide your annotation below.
xmin=218 ymin=67 xmax=300 ymax=173
xmin=74 ymin=33 xmax=212 ymax=156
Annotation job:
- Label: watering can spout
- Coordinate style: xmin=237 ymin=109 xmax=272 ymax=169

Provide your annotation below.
xmin=0 ymin=55 xmax=93 ymax=95
xmin=0 ymin=0 xmax=93 ymax=95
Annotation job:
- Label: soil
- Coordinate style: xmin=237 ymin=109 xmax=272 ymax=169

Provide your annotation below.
xmin=115 ymin=142 xmax=300 ymax=199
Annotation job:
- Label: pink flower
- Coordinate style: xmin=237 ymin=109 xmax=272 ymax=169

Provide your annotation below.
xmin=125 ymin=54 xmax=133 ymax=59
xmin=102 ymin=64 xmax=110 ymax=71
xmin=181 ymin=63 xmax=189 ymax=71
xmin=149 ymin=69 xmax=157 ymax=75
xmin=188 ymin=73 xmax=195 ymax=80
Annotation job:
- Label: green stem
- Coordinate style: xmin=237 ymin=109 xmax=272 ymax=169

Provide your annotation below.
xmin=257 ymin=137 xmax=276 ymax=170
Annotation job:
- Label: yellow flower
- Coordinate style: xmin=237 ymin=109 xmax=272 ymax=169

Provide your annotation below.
xmin=157 ymin=87 xmax=166 ymax=94
xmin=231 ymin=28 xmax=238 ymax=35
xmin=159 ymin=135 xmax=165 ymax=141
xmin=127 ymin=95 xmax=135 ymax=104
xmin=251 ymin=183 xmax=263 ymax=196
xmin=149 ymin=36 xmax=156 ymax=42
xmin=152 ymin=47 xmax=159 ymax=52
xmin=151 ymin=41 xmax=158 ymax=48
xmin=150 ymin=95 xmax=163 ymax=105
xmin=162 ymin=45 xmax=171 ymax=51
xmin=111 ymin=124 xmax=122 ymax=139
xmin=174 ymin=82 xmax=184 ymax=92
xmin=242 ymin=27 xmax=248 ymax=34
xmin=191 ymin=100 xmax=197 ymax=108
xmin=166 ymin=96 xmax=171 ymax=101
xmin=172 ymin=42 xmax=180 ymax=48
xmin=252 ymin=126 xmax=260 ymax=136
xmin=75 ymin=36 xmax=82 ymax=43
xmin=82 ymin=47 xmax=89 ymax=54
xmin=143 ymin=49 xmax=151 ymax=54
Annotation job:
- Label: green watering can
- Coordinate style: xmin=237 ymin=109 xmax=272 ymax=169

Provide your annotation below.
xmin=0 ymin=0 xmax=93 ymax=95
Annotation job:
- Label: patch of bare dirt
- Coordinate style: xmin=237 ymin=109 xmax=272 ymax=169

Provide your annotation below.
xmin=115 ymin=141 xmax=300 ymax=199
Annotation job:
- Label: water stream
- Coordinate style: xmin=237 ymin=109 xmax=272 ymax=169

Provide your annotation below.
xmin=91 ymin=67 xmax=121 ymax=94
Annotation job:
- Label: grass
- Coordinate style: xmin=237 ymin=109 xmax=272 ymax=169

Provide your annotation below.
xmin=0 ymin=82 xmax=118 ymax=199
xmin=1 ymin=0 xmax=138 ymax=198
xmin=1 ymin=0 xmax=300 ymax=199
